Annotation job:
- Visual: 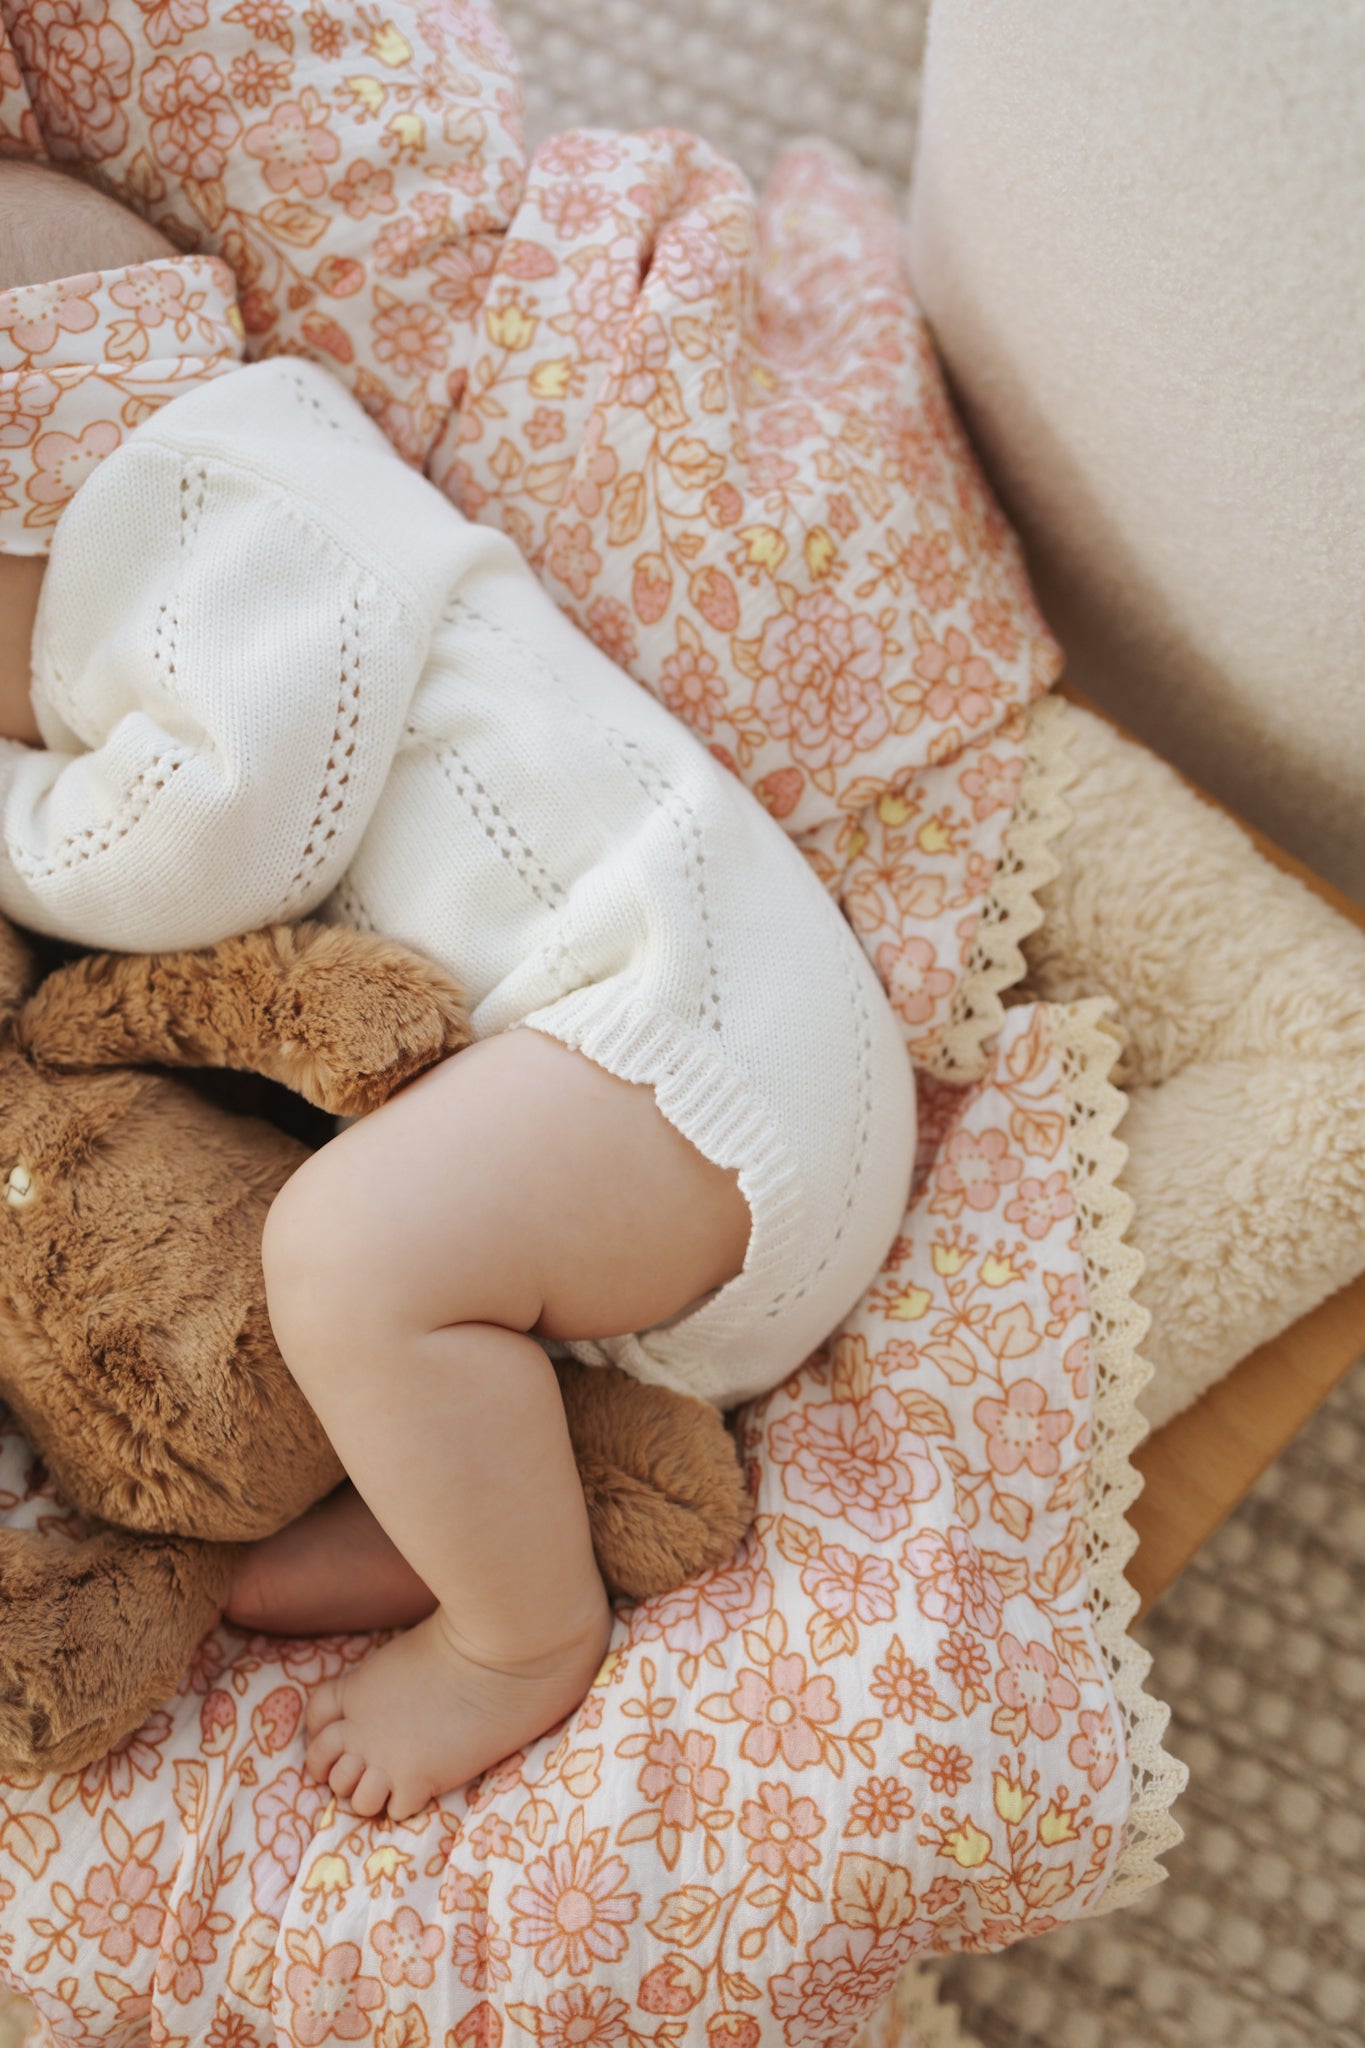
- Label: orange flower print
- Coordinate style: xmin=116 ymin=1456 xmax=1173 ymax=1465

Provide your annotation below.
xmin=28 ymin=420 xmax=121 ymax=515
xmin=632 ymin=1535 xmax=772 ymax=1657
xmin=1005 ymin=1171 xmax=1075 ymax=1242
xmin=546 ymin=518 xmax=602 ymax=598
xmin=537 ymin=1984 xmax=630 ymax=2048
xmin=284 ymin=1941 xmax=384 ymax=2045
xmin=585 ymin=595 xmax=637 ymax=668
xmin=902 ymin=1526 xmax=1005 ymax=1636
xmin=227 ymin=47 xmax=292 ymax=108
xmin=768 ymin=1386 xmax=938 ymax=1539
xmin=936 ymin=1628 xmax=994 ymax=1705
xmin=960 ymin=749 xmax=1023 ymax=821
xmin=912 ymin=626 xmax=999 ymax=728
xmin=227 ymin=0 xmax=292 ymax=40
xmin=208 ymin=2011 xmax=261 ymax=2048
xmin=371 ymin=1904 xmax=443 ymax=1988
xmin=0 ymin=370 xmax=60 ymax=446
xmin=251 ymin=1766 xmax=329 ymax=1921
xmin=1064 ymin=1333 xmax=1092 ymax=1400
xmin=869 ymin=1636 xmax=945 ymax=1723
xmin=799 ymin=1542 xmax=897 ymax=1624
xmin=638 ymin=1728 xmax=728 ymax=1827
xmin=332 ymin=159 xmax=398 ymax=219
xmin=568 ymin=238 xmax=640 ymax=360
xmin=969 ymin=595 xmax=1022 ymax=662
xmin=828 ymin=490 xmax=859 ymax=538
xmin=659 ymin=631 xmax=727 ymax=734
xmin=1069 ymin=1705 xmax=1120 ymax=1791
xmin=974 ymin=1379 xmax=1073 ymax=1478
xmin=372 ymin=300 xmax=450 ymax=379
xmin=738 ymin=1781 xmax=825 ymax=1876
xmin=508 ymin=1829 xmax=638 ymax=1975
xmin=772 ymin=1923 xmax=917 ymax=2044
xmin=755 ymin=402 xmax=821 ymax=450
xmin=525 ymin=404 xmax=566 ymax=449
xmin=470 ymin=1813 xmax=516 ymax=1860
xmin=302 ymin=4 xmax=345 ymax=60
xmin=849 ymin=1775 xmax=916 ymax=1838
xmin=753 ymin=589 xmax=891 ymax=773
xmin=136 ymin=0 xmax=209 ymax=49
xmin=537 ymin=133 xmax=625 ymax=178
xmin=937 ymin=1126 xmax=1022 ymax=1213
xmin=655 ymin=215 xmax=733 ymax=302
xmin=108 ymin=262 xmax=203 ymax=338
xmin=429 ymin=234 xmax=500 ymax=321
xmin=876 ymin=935 xmax=956 ymax=1028
xmin=903 ymin=531 xmax=964 ymax=611
xmin=1046 ymin=1272 xmax=1088 ymax=1329
xmin=0 ymin=274 xmax=99 ymax=357
xmin=609 ymin=309 xmax=669 ymax=407
xmin=11 ymin=0 xmax=133 ymax=162
xmin=730 ymin=1651 xmax=838 ymax=1769
xmin=903 ymin=1736 xmax=973 ymax=1795
xmin=996 ymin=1633 xmax=1082 ymax=1740
xmin=74 ymin=1854 xmax=164 ymax=1965
xmin=139 ymin=52 xmax=241 ymax=182
xmin=153 ymin=1891 xmax=218 ymax=2002
xmin=452 ymin=1913 xmax=513 ymax=1990
xmin=537 ymin=181 xmax=614 ymax=240
xmin=243 ymin=90 xmax=341 ymax=197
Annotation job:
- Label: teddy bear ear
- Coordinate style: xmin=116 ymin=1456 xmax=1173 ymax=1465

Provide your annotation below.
xmin=0 ymin=916 xmax=37 ymax=1022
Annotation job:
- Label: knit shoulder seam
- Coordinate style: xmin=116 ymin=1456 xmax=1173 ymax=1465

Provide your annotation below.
xmin=124 ymin=432 xmax=432 ymax=631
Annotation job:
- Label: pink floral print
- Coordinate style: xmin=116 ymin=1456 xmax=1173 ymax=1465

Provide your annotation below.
xmin=0 ymin=6 xmax=1147 ymax=2039
xmin=0 ymin=256 xmax=242 ymax=542
xmin=0 ymin=1003 xmax=1129 ymax=2041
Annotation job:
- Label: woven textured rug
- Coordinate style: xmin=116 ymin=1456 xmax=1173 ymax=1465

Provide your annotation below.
xmin=499 ymin=0 xmax=928 ymax=187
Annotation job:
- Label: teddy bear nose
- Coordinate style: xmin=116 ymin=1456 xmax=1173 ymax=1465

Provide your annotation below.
xmin=4 ymin=1163 xmax=36 ymax=1209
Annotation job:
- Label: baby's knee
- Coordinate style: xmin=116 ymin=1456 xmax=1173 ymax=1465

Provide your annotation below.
xmin=261 ymin=1145 xmax=376 ymax=1367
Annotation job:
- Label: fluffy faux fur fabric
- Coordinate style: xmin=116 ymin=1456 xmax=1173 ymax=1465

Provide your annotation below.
xmin=1025 ymin=703 xmax=1365 ymax=1431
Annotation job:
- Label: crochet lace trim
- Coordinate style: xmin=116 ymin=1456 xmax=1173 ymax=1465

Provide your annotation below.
xmin=864 ymin=980 xmax=1189 ymax=2045
xmin=919 ymin=692 xmax=1074 ymax=1084
xmin=1049 ymin=992 xmax=1188 ymax=1910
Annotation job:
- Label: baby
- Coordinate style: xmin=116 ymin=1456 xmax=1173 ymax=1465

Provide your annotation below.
xmin=0 ymin=164 xmax=915 ymax=1819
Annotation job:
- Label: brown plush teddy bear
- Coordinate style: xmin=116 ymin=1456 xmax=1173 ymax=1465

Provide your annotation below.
xmin=0 ymin=915 xmax=752 ymax=1782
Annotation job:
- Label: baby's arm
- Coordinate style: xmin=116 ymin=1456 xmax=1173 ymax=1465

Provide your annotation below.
xmin=0 ymin=407 xmax=438 ymax=956
xmin=0 ymin=556 xmax=45 ymax=747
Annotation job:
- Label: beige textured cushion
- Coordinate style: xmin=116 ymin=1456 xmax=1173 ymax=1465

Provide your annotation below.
xmin=908 ymin=0 xmax=1365 ymax=900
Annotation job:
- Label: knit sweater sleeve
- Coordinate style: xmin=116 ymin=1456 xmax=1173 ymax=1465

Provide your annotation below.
xmin=0 ymin=428 xmax=438 ymax=955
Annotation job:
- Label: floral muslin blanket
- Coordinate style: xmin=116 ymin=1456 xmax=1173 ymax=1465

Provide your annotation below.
xmin=0 ymin=3 xmax=1184 ymax=2042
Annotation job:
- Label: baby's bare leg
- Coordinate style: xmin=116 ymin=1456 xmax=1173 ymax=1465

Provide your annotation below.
xmin=260 ymin=1028 xmax=749 ymax=1820
xmin=225 ymin=1481 xmax=437 ymax=1636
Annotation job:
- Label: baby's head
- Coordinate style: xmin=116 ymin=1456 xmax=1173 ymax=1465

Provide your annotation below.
xmin=0 ymin=158 xmax=177 ymax=289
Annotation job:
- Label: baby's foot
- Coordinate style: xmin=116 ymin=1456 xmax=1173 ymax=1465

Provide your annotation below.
xmin=303 ymin=1603 xmax=612 ymax=1819
xmin=225 ymin=1484 xmax=438 ymax=1635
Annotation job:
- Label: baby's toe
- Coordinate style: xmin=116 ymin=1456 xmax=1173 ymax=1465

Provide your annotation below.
xmin=387 ymin=1774 xmax=437 ymax=1824
xmin=350 ymin=1765 xmax=393 ymax=1818
xmin=327 ymin=1751 xmax=367 ymax=1800
xmin=305 ymin=1678 xmax=346 ymax=1738
xmin=304 ymin=1718 xmax=349 ymax=1784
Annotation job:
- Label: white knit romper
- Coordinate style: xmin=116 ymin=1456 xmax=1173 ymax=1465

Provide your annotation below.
xmin=2 ymin=361 xmax=916 ymax=1409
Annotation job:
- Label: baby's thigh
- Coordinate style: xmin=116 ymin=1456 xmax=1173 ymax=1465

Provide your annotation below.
xmin=265 ymin=1028 xmax=749 ymax=1345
